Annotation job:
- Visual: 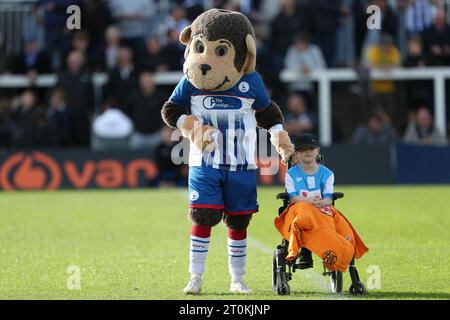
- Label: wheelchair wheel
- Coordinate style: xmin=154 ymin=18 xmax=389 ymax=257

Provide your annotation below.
xmin=272 ymin=249 xmax=291 ymax=296
xmin=349 ymin=281 xmax=368 ymax=296
xmin=272 ymin=252 xmax=277 ymax=292
xmin=330 ymin=271 xmax=343 ymax=293
xmin=276 ymin=272 xmax=290 ymax=296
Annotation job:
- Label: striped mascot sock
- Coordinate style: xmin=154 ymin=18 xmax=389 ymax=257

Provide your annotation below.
xmin=189 ymin=225 xmax=211 ymax=278
xmin=227 ymin=229 xmax=247 ymax=282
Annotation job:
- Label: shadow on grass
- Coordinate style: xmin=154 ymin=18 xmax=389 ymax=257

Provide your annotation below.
xmin=191 ymin=290 xmax=346 ymax=300
xmin=365 ymin=291 xmax=450 ymax=300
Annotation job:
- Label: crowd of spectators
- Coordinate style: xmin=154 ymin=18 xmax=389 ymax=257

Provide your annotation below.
xmin=0 ymin=0 xmax=449 ymax=159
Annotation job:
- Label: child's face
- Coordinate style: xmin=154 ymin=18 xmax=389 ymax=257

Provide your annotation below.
xmin=296 ymin=147 xmax=319 ymax=164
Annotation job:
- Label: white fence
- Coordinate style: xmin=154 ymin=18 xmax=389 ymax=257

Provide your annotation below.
xmin=0 ymin=67 xmax=449 ymax=146
xmin=281 ymin=67 xmax=450 ymax=146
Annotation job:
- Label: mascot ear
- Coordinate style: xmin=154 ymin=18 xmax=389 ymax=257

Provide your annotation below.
xmin=243 ymin=34 xmax=256 ymax=74
xmin=179 ymin=26 xmax=192 ymax=45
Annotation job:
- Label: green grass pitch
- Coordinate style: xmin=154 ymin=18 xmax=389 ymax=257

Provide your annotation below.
xmin=0 ymin=186 xmax=449 ymax=300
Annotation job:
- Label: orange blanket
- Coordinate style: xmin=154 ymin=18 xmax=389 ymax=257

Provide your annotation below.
xmin=274 ymin=202 xmax=368 ymax=272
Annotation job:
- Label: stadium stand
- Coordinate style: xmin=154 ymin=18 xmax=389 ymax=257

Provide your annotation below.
xmin=0 ymin=0 xmax=450 ymax=186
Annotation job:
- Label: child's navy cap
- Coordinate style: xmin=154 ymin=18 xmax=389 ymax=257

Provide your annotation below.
xmin=294 ymin=133 xmax=319 ymax=151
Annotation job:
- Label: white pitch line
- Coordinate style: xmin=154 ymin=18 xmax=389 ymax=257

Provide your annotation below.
xmin=247 ymin=237 xmax=273 ymax=255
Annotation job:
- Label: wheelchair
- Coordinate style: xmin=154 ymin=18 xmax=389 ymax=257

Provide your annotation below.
xmin=272 ymin=158 xmax=368 ymax=296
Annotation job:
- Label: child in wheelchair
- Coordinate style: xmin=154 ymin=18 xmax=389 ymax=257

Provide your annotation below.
xmin=284 ymin=133 xmax=335 ymax=269
xmin=272 ymin=133 xmax=369 ymax=295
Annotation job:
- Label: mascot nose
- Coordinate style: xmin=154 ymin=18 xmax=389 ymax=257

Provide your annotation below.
xmin=198 ymin=64 xmax=212 ymax=75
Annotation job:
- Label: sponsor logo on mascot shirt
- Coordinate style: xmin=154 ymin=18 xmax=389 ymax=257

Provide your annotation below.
xmin=202 ymin=96 xmax=242 ymax=110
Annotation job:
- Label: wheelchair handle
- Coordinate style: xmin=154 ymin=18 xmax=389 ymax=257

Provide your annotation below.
xmin=333 ymin=192 xmax=344 ymax=201
xmin=287 ymin=155 xmax=295 ymax=169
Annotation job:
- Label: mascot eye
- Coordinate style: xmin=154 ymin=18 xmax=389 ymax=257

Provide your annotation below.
xmin=215 ymin=46 xmax=228 ymax=57
xmin=195 ymin=41 xmax=205 ymax=53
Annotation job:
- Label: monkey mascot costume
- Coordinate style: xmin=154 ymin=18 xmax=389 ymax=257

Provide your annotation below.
xmin=161 ymin=9 xmax=294 ymax=294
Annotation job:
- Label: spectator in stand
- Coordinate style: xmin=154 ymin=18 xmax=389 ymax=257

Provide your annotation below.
xmin=164 ymin=6 xmax=190 ymax=34
xmin=140 ymin=36 xmax=169 ymax=72
xmin=28 ymin=107 xmax=55 ymax=147
xmin=404 ymin=36 xmax=433 ymax=111
xmin=358 ymin=0 xmax=397 ymax=60
xmin=163 ymin=29 xmax=185 ymax=71
xmin=255 ymin=33 xmax=277 ymax=89
xmin=405 ymin=0 xmax=438 ymax=36
xmin=270 ymin=0 xmax=312 ymax=71
xmin=92 ymin=97 xmax=133 ymax=150
xmin=310 ymin=0 xmax=344 ymax=67
xmin=93 ymin=25 xmax=121 ymax=72
xmin=46 ymin=87 xmax=69 ymax=147
xmin=151 ymin=126 xmax=185 ymax=187
xmin=6 ymin=34 xmax=51 ymax=85
xmin=284 ymin=33 xmax=326 ymax=75
xmin=211 ymin=0 xmax=228 ymax=8
xmin=403 ymin=106 xmax=447 ymax=145
xmin=284 ymin=33 xmax=326 ymax=100
xmin=422 ymin=9 xmax=450 ymax=66
xmin=0 ymin=32 xmax=8 ymax=73
xmin=10 ymin=90 xmax=38 ymax=133
xmin=221 ymin=1 xmax=239 ymax=11
xmin=352 ymin=109 xmax=398 ymax=146
xmin=128 ymin=71 xmax=165 ymax=152
xmin=364 ymin=34 xmax=401 ymax=117
xmin=365 ymin=33 xmax=401 ymax=68
xmin=81 ymin=0 xmax=115 ymax=60
xmin=108 ymin=0 xmax=155 ymax=61
xmin=283 ymin=93 xmax=317 ymax=140
xmin=237 ymin=0 xmax=264 ymax=21
xmin=0 ymin=98 xmax=15 ymax=149
xmin=56 ymin=50 xmax=95 ymax=147
xmin=9 ymin=90 xmax=46 ymax=147
xmin=34 ymin=0 xmax=80 ymax=70
xmin=404 ymin=36 xmax=425 ymax=67
xmin=63 ymin=31 xmax=91 ymax=71
xmin=104 ymin=46 xmax=138 ymax=114
xmin=180 ymin=0 xmax=205 ymax=22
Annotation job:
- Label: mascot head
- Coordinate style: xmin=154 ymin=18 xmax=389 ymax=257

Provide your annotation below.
xmin=179 ymin=9 xmax=257 ymax=92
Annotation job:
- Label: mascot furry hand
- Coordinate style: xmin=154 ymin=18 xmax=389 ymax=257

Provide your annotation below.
xmin=160 ymin=9 xmax=294 ymax=295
